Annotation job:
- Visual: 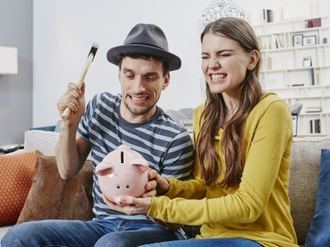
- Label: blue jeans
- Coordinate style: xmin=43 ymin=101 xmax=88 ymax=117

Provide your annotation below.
xmin=1 ymin=219 xmax=186 ymax=247
xmin=140 ymin=238 xmax=263 ymax=247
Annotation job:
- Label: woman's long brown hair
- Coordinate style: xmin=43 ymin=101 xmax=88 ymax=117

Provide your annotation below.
xmin=197 ymin=17 xmax=262 ymax=187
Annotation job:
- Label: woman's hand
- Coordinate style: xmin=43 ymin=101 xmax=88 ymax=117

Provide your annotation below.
xmin=146 ymin=169 xmax=170 ymax=196
xmin=142 ymin=169 xmax=170 ymax=198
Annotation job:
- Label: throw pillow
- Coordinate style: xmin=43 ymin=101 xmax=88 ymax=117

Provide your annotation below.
xmin=16 ymin=152 xmax=95 ymax=224
xmin=0 ymin=151 xmax=37 ymax=226
xmin=305 ymin=149 xmax=330 ymax=246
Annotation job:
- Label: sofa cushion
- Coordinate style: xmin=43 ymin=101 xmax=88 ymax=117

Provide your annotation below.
xmin=305 ymin=149 xmax=330 ymax=246
xmin=16 ymin=152 xmax=94 ymax=224
xmin=289 ymin=136 xmax=330 ymax=245
xmin=0 ymin=151 xmax=37 ymax=226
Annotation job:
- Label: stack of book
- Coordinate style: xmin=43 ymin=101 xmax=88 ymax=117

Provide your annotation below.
xmin=310 ymin=119 xmax=321 ymax=134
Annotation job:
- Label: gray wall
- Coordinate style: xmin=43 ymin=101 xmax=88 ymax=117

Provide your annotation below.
xmin=0 ymin=0 xmax=33 ymax=146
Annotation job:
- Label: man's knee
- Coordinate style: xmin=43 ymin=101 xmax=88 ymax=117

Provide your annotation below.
xmin=1 ymin=223 xmax=31 ymax=246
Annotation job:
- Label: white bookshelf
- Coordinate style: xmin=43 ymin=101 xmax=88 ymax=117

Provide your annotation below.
xmin=253 ymin=16 xmax=330 ymax=135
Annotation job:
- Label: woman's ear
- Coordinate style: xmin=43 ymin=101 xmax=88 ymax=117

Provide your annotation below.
xmin=248 ymin=50 xmax=260 ymax=70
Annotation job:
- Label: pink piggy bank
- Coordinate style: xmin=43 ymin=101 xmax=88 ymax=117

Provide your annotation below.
xmin=96 ymin=145 xmax=149 ymax=205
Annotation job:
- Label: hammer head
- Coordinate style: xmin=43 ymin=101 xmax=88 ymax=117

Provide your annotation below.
xmin=88 ymin=42 xmax=99 ymax=61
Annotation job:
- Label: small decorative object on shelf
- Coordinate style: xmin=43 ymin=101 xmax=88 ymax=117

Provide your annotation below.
xmin=292 ymin=115 xmax=298 ymax=137
xmin=303 ymin=35 xmax=317 ymax=46
xmin=263 ymin=9 xmax=273 ymax=23
xmin=292 ymin=34 xmax=303 ymax=47
xmin=305 ymin=18 xmax=322 ymax=28
xmin=306 ymin=106 xmax=322 ymax=113
xmin=303 ymin=56 xmax=312 ymax=67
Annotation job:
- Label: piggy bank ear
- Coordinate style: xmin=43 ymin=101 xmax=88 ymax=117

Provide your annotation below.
xmin=131 ymin=159 xmax=148 ymax=172
xmin=96 ymin=161 xmax=114 ymax=176
xmin=96 ymin=167 xmax=113 ymax=176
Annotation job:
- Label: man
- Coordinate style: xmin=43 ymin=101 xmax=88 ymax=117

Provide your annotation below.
xmin=2 ymin=23 xmax=194 ymax=247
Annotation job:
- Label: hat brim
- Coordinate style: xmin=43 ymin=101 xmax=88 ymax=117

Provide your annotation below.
xmin=107 ymin=44 xmax=181 ymax=71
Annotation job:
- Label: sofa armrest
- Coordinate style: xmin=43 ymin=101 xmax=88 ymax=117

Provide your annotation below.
xmin=24 ymin=130 xmax=60 ymax=156
xmin=30 ymin=125 xmax=56 ymax=132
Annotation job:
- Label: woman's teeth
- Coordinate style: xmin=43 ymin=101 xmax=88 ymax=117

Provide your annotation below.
xmin=211 ymin=74 xmax=226 ymax=80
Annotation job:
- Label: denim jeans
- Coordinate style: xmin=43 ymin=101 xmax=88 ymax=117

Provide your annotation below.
xmin=1 ymin=219 xmax=186 ymax=247
xmin=140 ymin=238 xmax=263 ymax=247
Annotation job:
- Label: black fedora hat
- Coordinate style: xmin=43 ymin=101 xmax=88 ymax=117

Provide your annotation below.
xmin=107 ymin=23 xmax=181 ymax=71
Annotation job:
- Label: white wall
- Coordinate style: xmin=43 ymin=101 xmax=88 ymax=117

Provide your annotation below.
xmin=33 ymin=0 xmax=329 ymax=127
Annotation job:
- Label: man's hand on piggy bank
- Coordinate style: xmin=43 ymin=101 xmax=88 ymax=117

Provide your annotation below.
xmin=102 ymin=194 xmax=152 ymax=215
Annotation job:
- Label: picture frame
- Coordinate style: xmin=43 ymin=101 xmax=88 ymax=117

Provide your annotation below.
xmin=303 ymin=56 xmax=312 ymax=67
xmin=292 ymin=34 xmax=303 ymax=47
xmin=303 ymin=35 xmax=317 ymax=46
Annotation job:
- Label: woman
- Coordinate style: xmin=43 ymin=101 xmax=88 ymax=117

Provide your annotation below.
xmin=107 ymin=17 xmax=298 ymax=247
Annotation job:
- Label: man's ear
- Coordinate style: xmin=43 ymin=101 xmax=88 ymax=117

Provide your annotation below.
xmin=248 ymin=50 xmax=260 ymax=71
xmin=162 ymin=73 xmax=170 ymax=90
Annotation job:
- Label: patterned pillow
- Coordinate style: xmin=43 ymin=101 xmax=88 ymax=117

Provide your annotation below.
xmin=16 ymin=152 xmax=94 ymax=224
xmin=0 ymin=151 xmax=37 ymax=225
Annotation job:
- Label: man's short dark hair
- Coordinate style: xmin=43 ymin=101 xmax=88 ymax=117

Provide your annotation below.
xmin=115 ymin=53 xmax=170 ymax=76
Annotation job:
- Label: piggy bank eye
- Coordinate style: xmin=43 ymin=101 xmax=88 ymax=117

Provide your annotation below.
xmin=116 ymin=184 xmax=120 ymax=189
xmin=126 ymin=185 xmax=130 ymax=188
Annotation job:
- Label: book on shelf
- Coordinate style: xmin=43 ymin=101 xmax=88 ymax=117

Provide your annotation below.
xmin=291 ymin=83 xmax=305 ymax=87
xmin=305 ymin=106 xmax=322 ymax=113
xmin=263 ymin=9 xmax=273 ymax=23
xmin=274 ymin=35 xmax=282 ymax=49
xmin=310 ymin=119 xmax=321 ymax=134
xmin=305 ymin=18 xmax=322 ymax=28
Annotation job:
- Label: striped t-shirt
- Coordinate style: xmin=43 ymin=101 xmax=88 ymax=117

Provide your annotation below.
xmin=78 ymin=92 xmax=194 ymax=220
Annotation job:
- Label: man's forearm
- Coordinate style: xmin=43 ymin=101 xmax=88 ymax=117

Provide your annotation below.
xmin=55 ymin=121 xmax=81 ymax=179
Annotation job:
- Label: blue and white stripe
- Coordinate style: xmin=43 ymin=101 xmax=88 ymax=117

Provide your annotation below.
xmin=78 ymin=92 xmax=194 ymax=221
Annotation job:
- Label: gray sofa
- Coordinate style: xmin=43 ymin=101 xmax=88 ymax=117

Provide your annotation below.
xmin=1 ymin=130 xmax=330 ymax=246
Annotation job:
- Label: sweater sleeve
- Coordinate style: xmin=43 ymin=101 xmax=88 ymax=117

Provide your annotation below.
xmin=148 ymin=95 xmax=293 ymax=226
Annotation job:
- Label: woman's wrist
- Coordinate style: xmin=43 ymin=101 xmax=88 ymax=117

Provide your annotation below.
xmin=157 ymin=177 xmax=170 ymax=195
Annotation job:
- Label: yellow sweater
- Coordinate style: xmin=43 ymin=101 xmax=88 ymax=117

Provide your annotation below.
xmin=148 ymin=93 xmax=298 ymax=247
